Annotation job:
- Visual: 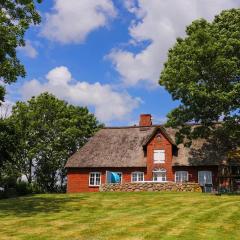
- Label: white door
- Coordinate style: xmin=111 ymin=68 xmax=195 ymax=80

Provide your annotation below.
xmin=198 ymin=171 xmax=212 ymax=186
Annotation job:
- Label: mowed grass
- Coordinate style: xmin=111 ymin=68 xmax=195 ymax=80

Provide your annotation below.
xmin=0 ymin=192 xmax=240 ymax=240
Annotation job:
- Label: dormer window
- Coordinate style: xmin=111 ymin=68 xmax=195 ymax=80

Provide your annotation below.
xmin=154 ymin=149 xmax=165 ymax=163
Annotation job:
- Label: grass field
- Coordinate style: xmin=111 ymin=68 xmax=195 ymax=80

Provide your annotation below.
xmin=0 ymin=192 xmax=240 ymax=240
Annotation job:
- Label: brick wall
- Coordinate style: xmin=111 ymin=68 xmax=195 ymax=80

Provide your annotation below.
xmin=67 ymin=167 xmax=146 ymax=193
xmin=146 ymin=129 xmax=174 ymax=181
xmin=67 ymin=165 xmax=218 ymax=192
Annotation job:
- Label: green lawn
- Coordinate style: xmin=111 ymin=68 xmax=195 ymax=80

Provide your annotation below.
xmin=0 ymin=192 xmax=240 ymax=240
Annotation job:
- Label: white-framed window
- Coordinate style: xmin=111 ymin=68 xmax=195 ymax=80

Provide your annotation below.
xmin=131 ymin=172 xmax=144 ymax=182
xmin=154 ymin=150 xmax=165 ymax=163
xmin=175 ymin=171 xmax=188 ymax=182
xmin=153 ymin=168 xmax=167 ymax=182
xmin=89 ymin=172 xmax=101 ymax=186
xmin=198 ymin=171 xmax=212 ymax=186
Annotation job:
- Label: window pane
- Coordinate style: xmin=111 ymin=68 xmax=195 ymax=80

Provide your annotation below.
xmin=198 ymin=171 xmax=212 ymax=186
xmin=138 ymin=173 xmax=144 ymax=181
xmin=90 ymin=177 xmax=95 ymax=185
xmin=132 ymin=173 xmax=137 ymax=182
xmin=161 ymin=172 xmax=166 ymax=181
xmin=154 ymin=150 xmax=165 ymax=163
xmin=175 ymin=171 xmax=188 ymax=182
xmin=176 ymin=173 xmax=180 ymax=182
xmin=182 ymin=172 xmax=188 ymax=182
xmin=132 ymin=172 xmax=144 ymax=182
xmin=89 ymin=172 xmax=101 ymax=186
xmin=95 ymin=178 xmax=100 ymax=185
xmin=153 ymin=172 xmax=157 ymax=181
xmin=90 ymin=173 xmax=95 ymax=185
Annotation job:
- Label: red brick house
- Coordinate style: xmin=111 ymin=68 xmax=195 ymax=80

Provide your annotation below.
xmin=66 ymin=114 xmax=238 ymax=193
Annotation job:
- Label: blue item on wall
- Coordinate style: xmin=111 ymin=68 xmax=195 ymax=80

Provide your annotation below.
xmin=106 ymin=171 xmax=120 ymax=183
xmin=111 ymin=172 xmax=120 ymax=183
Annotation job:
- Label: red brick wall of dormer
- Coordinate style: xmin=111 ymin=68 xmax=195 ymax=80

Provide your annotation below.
xmin=145 ymin=129 xmax=174 ymax=181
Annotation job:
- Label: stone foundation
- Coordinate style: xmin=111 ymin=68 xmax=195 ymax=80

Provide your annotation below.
xmin=99 ymin=182 xmax=202 ymax=192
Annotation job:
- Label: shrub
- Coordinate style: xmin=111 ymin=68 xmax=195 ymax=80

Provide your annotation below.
xmin=0 ymin=188 xmax=5 ymax=199
xmin=16 ymin=181 xmax=43 ymax=195
xmin=16 ymin=182 xmax=29 ymax=195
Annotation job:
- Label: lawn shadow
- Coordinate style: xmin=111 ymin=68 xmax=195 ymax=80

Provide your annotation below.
xmin=0 ymin=194 xmax=87 ymax=217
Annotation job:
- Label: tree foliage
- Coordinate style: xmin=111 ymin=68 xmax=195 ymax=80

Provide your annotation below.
xmin=0 ymin=0 xmax=41 ymax=101
xmin=0 ymin=118 xmax=20 ymax=186
xmin=10 ymin=93 xmax=103 ymax=192
xmin=159 ymin=8 xmax=240 ymax=153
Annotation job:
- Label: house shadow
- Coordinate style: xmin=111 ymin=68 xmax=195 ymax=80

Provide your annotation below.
xmin=188 ymin=136 xmax=239 ymax=166
xmin=188 ymin=139 xmax=225 ymax=165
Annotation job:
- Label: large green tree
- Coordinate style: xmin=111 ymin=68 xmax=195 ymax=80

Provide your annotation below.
xmin=0 ymin=118 xmax=20 ymax=186
xmin=159 ymin=9 xmax=240 ymax=154
xmin=11 ymin=93 xmax=103 ymax=192
xmin=0 ymin=0 xmax=41 ymax=101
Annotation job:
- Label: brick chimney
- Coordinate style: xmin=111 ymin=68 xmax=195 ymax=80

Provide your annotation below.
xmin=139 ymin=114 xmax=152 ymax=127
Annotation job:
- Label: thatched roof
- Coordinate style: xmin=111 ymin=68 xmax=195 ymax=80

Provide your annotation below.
xmin=66 ymin=125 xmax=229 ymax=168
xmin=172 ymin=140 xmax=224 ymax=166
xmin=66 ymin=126 xmax=156 ymax=168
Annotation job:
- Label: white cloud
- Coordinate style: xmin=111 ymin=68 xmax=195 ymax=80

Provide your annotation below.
xmin=123 ymin=0 xmax=138 ymax=14
xmin=41 ymin=0 xmax=117 ymax=44
xmin=18 ymin=40 xmax=38 ymax=58
xmin=108 ymin=0 xmax=239 ymax=86
xmin=20 ymin=66 xmax=140 ymax=122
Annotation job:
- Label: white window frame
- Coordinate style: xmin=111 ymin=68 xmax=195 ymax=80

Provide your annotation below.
xmin=153 ymin=150 xmax=165 ymax=163
xmin=89 ymin=172 xmax=101 ymax=186
xmin=152 ymin=168 xmax=167 ymax=182
xmin=131 ymin=172 xmax=144 ymax=182
xmin=175 ymin=171 xmax=188 ymax=183
xmin=198 ymin=171 xmax=212 ymax=186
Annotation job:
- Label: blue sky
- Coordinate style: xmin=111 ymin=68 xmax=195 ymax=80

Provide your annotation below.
xmin=5 ymin=0 xmax=240 ymax=125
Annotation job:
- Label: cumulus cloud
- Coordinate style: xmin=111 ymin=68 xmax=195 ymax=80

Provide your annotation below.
xmin=108 ymin=0 xmax=239 ymax=86
xmin=41 ymin=0 xmax=117 ymax=43
xmin=18 ymin=40 xmax=38 ymax=58
xmin=20 ymin=66 xmax=140 ymax=122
